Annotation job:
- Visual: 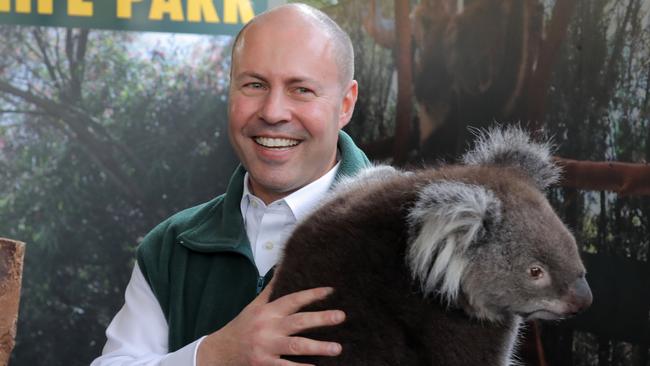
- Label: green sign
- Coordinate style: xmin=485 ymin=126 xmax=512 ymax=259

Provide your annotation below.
xmin=0 ymin=0 xmax=268 ymax=35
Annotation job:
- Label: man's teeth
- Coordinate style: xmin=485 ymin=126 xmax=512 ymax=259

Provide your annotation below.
xmin=254 ymin=137 xmax=300 ymax=148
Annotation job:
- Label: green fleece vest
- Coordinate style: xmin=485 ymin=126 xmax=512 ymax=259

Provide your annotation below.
xmin=137 ymin=131 xmax=371 ymax=351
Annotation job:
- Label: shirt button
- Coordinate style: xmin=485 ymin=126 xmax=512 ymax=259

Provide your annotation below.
xmin=251 ymin=200 xmax=258 ymax=208
xmin=263 ymin=241 xmax=274 ymax=250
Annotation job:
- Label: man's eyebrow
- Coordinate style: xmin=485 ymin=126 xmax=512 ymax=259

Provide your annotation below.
xmin=233 ymin=73 xmax=323 ymax=88
xmin=287 ymin=76 xmax=322 ymax=88
xmin=286 ymin=77 xmax=321 ymax=86
xmin=234 ymin=72 xmax=266 ymax=82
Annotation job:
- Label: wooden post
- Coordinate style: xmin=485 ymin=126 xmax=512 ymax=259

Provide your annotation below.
xmin=0 ymin=238 xmax=25 ymax=366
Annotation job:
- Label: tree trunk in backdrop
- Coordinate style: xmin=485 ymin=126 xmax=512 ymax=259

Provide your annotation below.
xmin=0 ymin=238 xmax=25 ymax=366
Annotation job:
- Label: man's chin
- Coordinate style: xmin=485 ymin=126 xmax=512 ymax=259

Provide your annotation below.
xmin=247 ymin=173 xmax=302 ymax=202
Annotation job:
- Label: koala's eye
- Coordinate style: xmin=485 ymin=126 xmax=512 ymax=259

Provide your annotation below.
xmin=529 ymin=266 xmax=544 ymax=279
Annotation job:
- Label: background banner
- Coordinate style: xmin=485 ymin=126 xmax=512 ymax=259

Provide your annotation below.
xmin=0 ymin=0 xmax=267 ymax=35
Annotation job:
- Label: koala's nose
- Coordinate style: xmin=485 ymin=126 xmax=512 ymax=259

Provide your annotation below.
xmin=566 ymin=277 xmax=592 ymax=314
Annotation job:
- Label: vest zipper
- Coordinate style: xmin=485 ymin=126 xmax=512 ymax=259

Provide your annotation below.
xmin=256 ymin=276 xmax=265 ymax=294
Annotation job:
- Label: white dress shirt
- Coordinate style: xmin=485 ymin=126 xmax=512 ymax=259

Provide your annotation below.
xmin=91 ymin=163 xmax=339 ymax=366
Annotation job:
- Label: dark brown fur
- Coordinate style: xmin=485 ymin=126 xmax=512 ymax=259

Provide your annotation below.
xmin=270 ymin=166 xmax=533 ymax=365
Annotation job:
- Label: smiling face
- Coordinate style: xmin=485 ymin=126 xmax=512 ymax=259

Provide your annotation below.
xmin=228 ymin=8 xmax=358 ymax=204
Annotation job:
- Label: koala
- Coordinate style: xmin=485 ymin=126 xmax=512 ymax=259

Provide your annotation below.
xmin=270 ymin=126 xmax=592 ymax=366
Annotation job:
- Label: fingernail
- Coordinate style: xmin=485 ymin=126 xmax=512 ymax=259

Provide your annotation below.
xmin=332 ymin=310 xmax=345 ymax=323
xmin=323 ymin=287 xmax=334 ymax=296
xmin=330 ymin=343 xmax=342 ymax=355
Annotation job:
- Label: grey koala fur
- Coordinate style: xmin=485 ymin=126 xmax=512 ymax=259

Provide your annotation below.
xmin=269 ymin=126 xmax=592 ymax=366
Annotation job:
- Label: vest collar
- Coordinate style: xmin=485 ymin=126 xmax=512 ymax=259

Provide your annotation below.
xmin=177 ymin=130 xmax=370 ymax=254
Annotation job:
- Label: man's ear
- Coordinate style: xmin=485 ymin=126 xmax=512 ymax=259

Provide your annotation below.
xmin=338 ymin=80 xmax=358 ymax=128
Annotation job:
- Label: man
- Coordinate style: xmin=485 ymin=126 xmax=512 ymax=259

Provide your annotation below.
xmin=92 ymin=3 xmax=371 ymax=366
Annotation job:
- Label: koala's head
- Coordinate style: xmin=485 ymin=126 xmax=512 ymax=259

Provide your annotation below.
xmin=407 ymin=126 xmax=592 ymax=322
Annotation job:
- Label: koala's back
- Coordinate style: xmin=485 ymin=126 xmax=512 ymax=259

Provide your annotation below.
xmin=270 ymin=169 xmax=518 ymax=366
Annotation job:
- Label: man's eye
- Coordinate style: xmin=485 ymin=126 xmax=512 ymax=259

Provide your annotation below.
xmin=293 ymin=87 xmax=316 ymax=100
xmin=245 ymin=82 xmax=264 ymax=89
xmin=240 ymin=82 xmax=267 ymax=96
xmin=295 ymin=87 xmax=313 ymax=94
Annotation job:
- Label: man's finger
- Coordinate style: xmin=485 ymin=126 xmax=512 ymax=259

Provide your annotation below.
xmin=282 ymin=310 xmax=345 ymax=335
xmin=271 ymin=287 xmax=334 ymax=315
xmin=272 ymin=359 xmax=314 ymax=366
xmin=278 ymin=336 xmax=342 ymax=357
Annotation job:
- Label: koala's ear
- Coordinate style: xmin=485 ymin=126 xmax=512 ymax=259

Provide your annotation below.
xmin=407 ymin=181 xmax=501 ymax=304
xmin=462 ymin=126 xmax=561 ymax=189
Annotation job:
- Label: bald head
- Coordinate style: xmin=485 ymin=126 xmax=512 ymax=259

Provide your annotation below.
xmin=231 ymin=3 xmax=355 ymax=86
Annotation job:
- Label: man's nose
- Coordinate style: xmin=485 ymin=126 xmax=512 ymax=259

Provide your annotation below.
xmin=259 ymin=89 xmax=291 ymax=124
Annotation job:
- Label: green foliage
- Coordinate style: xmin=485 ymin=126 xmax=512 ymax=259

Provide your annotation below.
xmin=330 ymin=0 xmax=396 ymax=144
xmin=0 ymin=28 xmax=237 ymax=365
xmin=545 ymin=0 xmax=650 ymax=255
xmin=541 ymin=0 xmax=650 ymax=363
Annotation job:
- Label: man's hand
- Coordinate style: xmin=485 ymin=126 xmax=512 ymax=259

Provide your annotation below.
xmin=197 ymin=280 xmax=345 ymax=366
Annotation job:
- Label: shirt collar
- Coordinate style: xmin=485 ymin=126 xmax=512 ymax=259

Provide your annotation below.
xmin=241 ymin=162 xmax=340 ymax=222
xmin=175 ymin=131 xmax=370 ymax=252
